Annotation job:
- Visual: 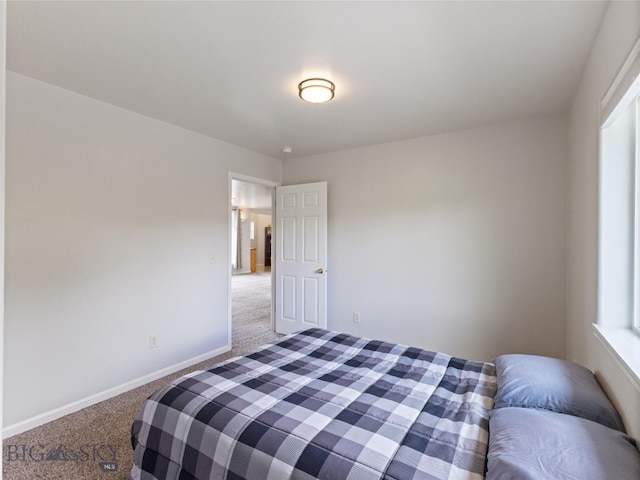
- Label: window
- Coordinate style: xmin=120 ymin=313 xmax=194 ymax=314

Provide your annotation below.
xmin=231 ymin=208 xmax=239 ymax=270
xmin=596 ymin=37 xmax=640 ymax=384
xmin=599 ymin=39 xmax=640 ymax=335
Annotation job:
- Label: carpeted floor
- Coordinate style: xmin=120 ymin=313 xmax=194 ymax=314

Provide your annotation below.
xmin=2 ymin=270 xmax=279 ymax=480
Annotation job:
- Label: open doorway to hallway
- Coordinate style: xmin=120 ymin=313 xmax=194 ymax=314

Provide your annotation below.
xmin=230 ymin=177 xmax=275 ymax=348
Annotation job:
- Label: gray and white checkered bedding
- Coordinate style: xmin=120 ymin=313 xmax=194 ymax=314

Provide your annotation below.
xmin=131 ymin=328 xmax=497 ymax=479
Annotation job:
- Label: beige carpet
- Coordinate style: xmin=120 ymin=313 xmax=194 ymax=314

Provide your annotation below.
xmin=2 ymin=270 xmax=280 ymax=480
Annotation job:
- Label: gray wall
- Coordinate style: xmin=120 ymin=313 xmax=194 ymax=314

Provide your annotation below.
xmin=4 ymin=72 xmax=282 ymax=430
xmin=284 ymin=113 xmax=568 ymax=362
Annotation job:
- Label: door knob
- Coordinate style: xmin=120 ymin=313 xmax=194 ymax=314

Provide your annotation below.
xmin=315 ymin=268 xmax=324 ymax=274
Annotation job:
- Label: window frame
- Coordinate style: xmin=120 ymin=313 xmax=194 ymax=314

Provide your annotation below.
xmin=600 ymin=36 xmax=640 ymax=333
xmin=595 ymin=35 xmax=640 ymax=388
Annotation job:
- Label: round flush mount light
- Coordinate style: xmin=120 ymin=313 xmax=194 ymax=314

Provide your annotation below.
xmin=298 ymin=78 xmax=335 ymax=104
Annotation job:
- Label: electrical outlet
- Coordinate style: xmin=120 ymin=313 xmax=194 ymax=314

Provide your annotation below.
xmin=149 ymin=335 xmax=159 ymax=349
xmin=353 ymin=312 xmax=361 ymax=324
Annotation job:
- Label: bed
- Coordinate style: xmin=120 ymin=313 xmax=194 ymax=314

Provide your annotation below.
xmin=131 ymin=328 xmax=640 ymax=479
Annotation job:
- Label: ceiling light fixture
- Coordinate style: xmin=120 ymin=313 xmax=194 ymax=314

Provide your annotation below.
xmin=298 ymin=78 xmax=335 ymax=104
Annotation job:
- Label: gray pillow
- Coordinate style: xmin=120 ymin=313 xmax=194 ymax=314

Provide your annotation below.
xmin=493 ymin=354 xmax=625 ymax=431
xmin=487 ymin=408 xmax=640 ymax=480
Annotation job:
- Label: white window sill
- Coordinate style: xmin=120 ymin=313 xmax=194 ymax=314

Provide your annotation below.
xmin=593 ymin=324 xmax=640 ymax=388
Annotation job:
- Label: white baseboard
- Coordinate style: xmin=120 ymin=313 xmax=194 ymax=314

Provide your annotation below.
xmin=2 ymin=344 xmax=232 ymax=439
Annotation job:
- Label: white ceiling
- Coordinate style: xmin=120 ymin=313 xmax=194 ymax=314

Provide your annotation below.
xmin=7 ymin=1 xmax=607 ymax=160
xmin=231 ymin=179 xmax=273 ymax=210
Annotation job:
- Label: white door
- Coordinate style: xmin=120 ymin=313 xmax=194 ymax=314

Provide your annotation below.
xmin=274 ymin=182 xmax=327 ymax=334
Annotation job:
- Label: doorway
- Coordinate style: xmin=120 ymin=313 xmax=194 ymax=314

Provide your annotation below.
xmin=229 ymin=174 xmax=278 ymax=348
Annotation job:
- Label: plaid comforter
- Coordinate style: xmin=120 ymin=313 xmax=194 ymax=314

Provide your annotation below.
xmin=131 ymin=329 xmax=497 ymax=480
